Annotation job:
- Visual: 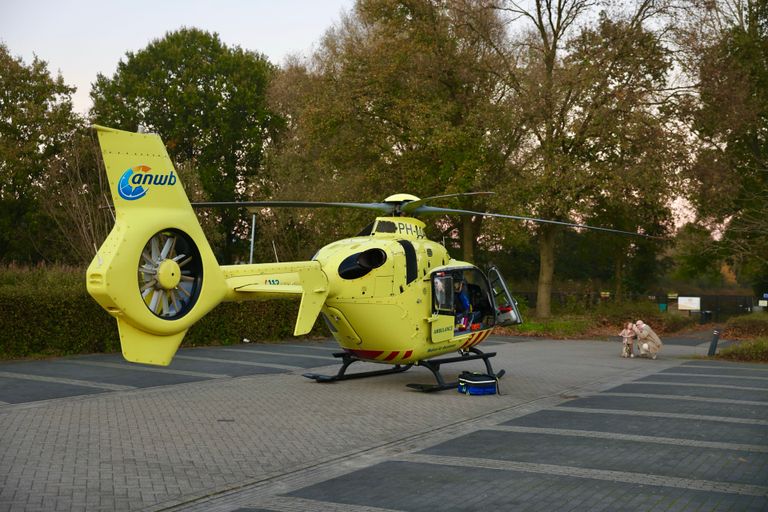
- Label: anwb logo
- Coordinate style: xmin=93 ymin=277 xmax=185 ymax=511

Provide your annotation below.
xmin=117 ymin=165 xmax=177 ymax=201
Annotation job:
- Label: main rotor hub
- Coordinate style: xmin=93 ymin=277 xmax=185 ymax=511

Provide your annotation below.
xmin=156 ymin=259 xmax=182 ymax=290
xmin=384 ymin=193 xmax=420 ymax=203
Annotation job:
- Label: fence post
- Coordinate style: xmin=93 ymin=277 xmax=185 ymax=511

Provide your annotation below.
xmin=707 ymin=329 xmax=721 ymax=357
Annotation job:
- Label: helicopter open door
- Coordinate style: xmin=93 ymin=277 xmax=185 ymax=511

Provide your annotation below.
xmin=488 ymin=266 xmax=523 ymax=326
xmin=429 ymin=268 xmax=498 ymax=343
xmin=429 ymin=273 xmax=455 ymax=343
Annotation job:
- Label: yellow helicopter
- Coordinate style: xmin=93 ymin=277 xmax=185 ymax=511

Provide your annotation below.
xmin=87 ymin=125 xmax=645 ymax=391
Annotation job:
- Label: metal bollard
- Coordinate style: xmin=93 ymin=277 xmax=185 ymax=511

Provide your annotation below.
xmin=708 ymin=329 xmax=720 ymax=357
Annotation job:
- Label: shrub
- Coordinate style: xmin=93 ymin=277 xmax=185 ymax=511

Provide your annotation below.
xmin=725 ymin=312 xmax=768 ymax=338
xmin=0 ymin=265 xmax=325 ymax=360
xmin=658 ymin=314 xmax=697 ymax=333
xmin=506 ymin=316 xmax=592 ymax=338
xmin=584 ymin=301 xmax=695 ymax=334
xmin=718 ymin=338 xmax=768 ymax=362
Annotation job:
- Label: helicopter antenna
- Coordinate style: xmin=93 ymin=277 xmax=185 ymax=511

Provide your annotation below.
xmin=93 ymin=242 xmax=103 ymax=265
xmin=272 ymin=240 xmax=280 ymax=263
xmin=249 ymin=213 xmax=256 ymax=264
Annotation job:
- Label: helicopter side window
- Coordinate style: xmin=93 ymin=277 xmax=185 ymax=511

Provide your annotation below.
xmin=432 ymin=275 xmax=454 ymax=314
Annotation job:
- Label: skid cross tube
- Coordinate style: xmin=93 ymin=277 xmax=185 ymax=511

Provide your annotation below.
xmin=406 ymin=347 xmax=505 ymax=392
xmin=303 ymin=351 xmax=413 ymax=383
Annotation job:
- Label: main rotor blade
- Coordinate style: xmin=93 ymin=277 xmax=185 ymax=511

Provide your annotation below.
xmin=191 ymin=201 xmax=394 ymax=213
xmin=411 ymin=205 xmax=661 ymax=238
xmin=400 ymin=192 xmax=495 ymax=214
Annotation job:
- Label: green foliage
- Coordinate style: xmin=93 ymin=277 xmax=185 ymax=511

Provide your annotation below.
xmin=507 ymin=299 xmax=696 ymax=338
xmin=0 ymin=266 xmax=324 ymax=360
xmin=0 ymin=266 xmax=117 ymax=357
xmin=0 ymin=44 xmax=82 ymax=263
xmin=40 ymin=129 xmax=114 ymax=265
xmin=659 ymin=314 xmax=698 ymax=333
xmin=725 ymin=312 xmax=768 ymax=338
xmin=668 ymin=224 xmax=724 ymax=286
xmin=267 ymin=0 xmax=509 ymax=260
xmin=507 ymin=316 xmax=592 ymax=338
xmin=684 ymin=3 xmax=768 ymax=293
xmin=585 ymin=300 xmax=695 ymax=333
xmin=90 ymin=28 xmax=279 ymax=263
xmin=489 ymin=3 xmax=682 ymax=316
xmin=718 ymin=338 xmax=768 ymax=362
xmin=587 ymin=300 xmax=661 ymax=323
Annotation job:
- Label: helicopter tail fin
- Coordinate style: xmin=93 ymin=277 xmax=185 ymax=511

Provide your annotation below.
xmin=87 ymin=126 xmax=229 ymax=365
xmin=87 ymin=126 xmax=329 ymax=366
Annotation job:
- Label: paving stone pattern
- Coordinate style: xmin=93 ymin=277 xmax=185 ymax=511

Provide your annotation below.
xmin=290 ymin=461 xmax=768 ymax=512
xmin=503 ymin=409 xmax=768 ymax=445
xmin=1 ymin=335 xmax=767 ymax=511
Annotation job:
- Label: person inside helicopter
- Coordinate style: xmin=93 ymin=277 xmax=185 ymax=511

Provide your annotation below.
xmin=454 ymin=279 xmax=471 ymax=331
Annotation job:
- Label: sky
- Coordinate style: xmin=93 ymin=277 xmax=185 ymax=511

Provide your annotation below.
xmin=0 ymin=0 xmax=354 ymax=114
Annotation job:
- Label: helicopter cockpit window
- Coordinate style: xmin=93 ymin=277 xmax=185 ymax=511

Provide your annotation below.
xmin=374 ymin=220 xmax=397 ymax=233
xmin=433 ymin=275 xmax=454 ymax=313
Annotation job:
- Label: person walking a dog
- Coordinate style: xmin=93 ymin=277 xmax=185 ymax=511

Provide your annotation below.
xmin=632 ymin=319 xmax=662 ymax=359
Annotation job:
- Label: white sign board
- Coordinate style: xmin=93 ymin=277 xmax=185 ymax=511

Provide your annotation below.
xmin=678 ymin=296 xmax=701 ymax=311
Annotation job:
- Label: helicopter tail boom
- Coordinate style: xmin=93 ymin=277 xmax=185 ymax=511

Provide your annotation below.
xmin=222 ymin=261 xmax=329 ymax=336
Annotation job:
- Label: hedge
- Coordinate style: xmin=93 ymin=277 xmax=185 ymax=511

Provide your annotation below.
xmin=718 ymin=338 xmax=768 ymax=362
xmin=724 ymin=312 xmax=768 ymax=338
xmin=0 ymin=266 xmax=325 ymax=359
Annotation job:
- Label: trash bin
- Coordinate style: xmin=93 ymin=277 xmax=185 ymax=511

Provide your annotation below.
xmin=700 ymin=310 xmax=712 ymax=324
xmin=658 ymin=303 xmax=668 ymax=313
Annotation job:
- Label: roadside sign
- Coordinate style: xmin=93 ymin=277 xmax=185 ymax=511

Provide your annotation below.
xmin=678 ymin=296 xmax=701 ymax=311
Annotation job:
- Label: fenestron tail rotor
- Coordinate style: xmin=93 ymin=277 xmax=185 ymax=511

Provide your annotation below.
xmin=138 ymin=230 xmax=203 ymax=319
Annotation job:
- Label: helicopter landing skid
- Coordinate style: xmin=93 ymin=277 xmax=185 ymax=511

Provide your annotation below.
xmin=303 ymin=351 xmax=413 ymax=383
xmin=406 ymin=347 xmax=505 ymax=392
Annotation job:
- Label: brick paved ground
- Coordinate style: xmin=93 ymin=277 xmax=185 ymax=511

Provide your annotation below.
xmin=1 ymin=331 xmax=766 ymax=511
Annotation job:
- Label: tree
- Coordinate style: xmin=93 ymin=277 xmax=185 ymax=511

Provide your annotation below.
xmin=678 ymin=0 xmax=768 ymax=294
xmin=90 ymin=28 xmax=279 ymax=263
xmin=39 ymin=129 xmax=114 ymax=264
xmin=0 ymin=44 xmax=81 ymax=263
xmin=267 ymin=0 xmax=516 ymax=261
xmin=482 ymin=0 xmax=681 ymax=316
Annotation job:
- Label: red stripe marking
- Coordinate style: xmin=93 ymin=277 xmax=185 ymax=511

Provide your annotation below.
xmin=403 ymin=350 xmax=413 ymax=359
xmin=472 ymin=330 xmax=491 ymax=346
xmin=384 ymin=351 xmax=399 ymax=361
xmin=349 ymin=350 xmax=385 ymax=360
